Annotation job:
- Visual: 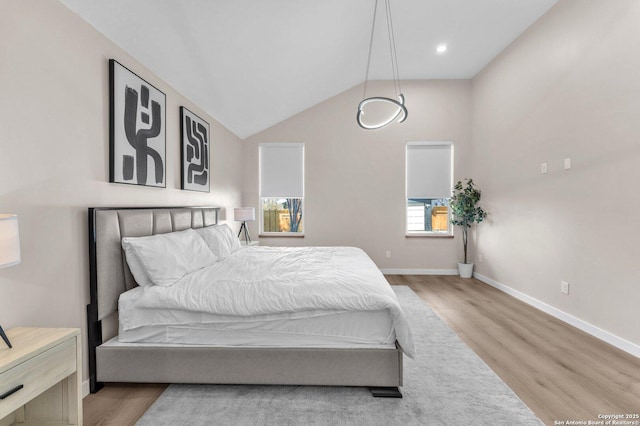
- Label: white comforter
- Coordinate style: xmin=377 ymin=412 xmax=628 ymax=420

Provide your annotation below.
xmin=120 ymin=246 xmax=415 ymax=357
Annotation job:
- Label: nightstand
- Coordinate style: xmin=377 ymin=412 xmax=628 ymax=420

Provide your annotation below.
xmin=0 ymin=328 xmax=82 ymax=425
xmin=240 ymin=241 xmax=259 ymax=247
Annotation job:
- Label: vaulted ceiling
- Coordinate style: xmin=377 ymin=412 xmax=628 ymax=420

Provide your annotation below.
xmin=59 ymin=0 xmax=557 ymax=139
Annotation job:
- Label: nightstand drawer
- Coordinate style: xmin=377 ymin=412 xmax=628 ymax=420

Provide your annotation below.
xmin=0 ymin=338 xmax=76 ymax=418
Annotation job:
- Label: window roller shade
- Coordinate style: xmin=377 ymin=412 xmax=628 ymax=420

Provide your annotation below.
xmin=406 ymin=143 xmax=452 ymax=199
xmin=260 ymin=143 xmax=304 ymax=198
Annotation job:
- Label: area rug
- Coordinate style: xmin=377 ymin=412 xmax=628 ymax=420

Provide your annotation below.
xmin=137 ymin=286 xmax=542 ymax=425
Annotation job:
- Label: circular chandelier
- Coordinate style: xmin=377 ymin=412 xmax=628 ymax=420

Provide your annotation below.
xmin=357 ymin=0 xmax=407 ymax=130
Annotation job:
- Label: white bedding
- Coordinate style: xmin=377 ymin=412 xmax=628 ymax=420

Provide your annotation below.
xmin=117 ymin=297 xmax=396 ymax=348
xmin=119 ymin=246 xmax=415 ymax=357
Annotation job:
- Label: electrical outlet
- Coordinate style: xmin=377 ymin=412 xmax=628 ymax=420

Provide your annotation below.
xmin=541 ymin=163 xmax=548 ymax=174
xmin=385 ymin=251 xmax=391 ymax=258
xmin=561 ymin=281 xmax=569 ymax=295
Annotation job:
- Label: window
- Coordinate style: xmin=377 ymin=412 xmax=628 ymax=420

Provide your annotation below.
xmin=406 ymin=141 xmax=453 ymax=235
xmin=259 ymin=143 xmax=304 ymax=235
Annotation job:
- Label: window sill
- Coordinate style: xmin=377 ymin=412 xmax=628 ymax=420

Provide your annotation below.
xmin=405 ymin=233 xmax=453 ymax=238
xmin=259 ymin=234 xmax=305 ymax=238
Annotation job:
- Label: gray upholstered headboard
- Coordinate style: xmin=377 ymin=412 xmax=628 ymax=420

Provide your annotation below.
xmin=89 ymin=207 xmax=219 ymax=320
xmin=87 ymin=206 xmax=219 ymax=390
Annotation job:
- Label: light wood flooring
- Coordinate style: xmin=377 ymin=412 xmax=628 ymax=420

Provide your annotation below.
xmin=82 ymin=383 xmax=167 ymax=426
xmin=83 ymin=275 xmax=640 ymax=425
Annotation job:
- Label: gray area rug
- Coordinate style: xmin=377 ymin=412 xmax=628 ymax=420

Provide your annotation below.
xmin=137 ymin=286 xmax=541 ymax=425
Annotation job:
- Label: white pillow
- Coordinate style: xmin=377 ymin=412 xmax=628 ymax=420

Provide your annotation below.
xmin=122 ymin=228 xmax=217 ymax=286
xmin=122 ymin=244 xmax=154 ymax=287
xmin=194 ymin=224 xmax=241 ymax=259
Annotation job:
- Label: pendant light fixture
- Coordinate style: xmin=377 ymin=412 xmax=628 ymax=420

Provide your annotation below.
xmin=357 ymin=0 xmax=407 ymax=130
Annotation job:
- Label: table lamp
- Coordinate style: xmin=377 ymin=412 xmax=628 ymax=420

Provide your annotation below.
xmin=0 ymin=214 xmax=21 ymax=348
xmin=234 ymin=207 xmax=255 ymax=244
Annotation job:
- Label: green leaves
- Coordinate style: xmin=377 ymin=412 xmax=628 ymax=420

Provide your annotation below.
xmin=450 ymin=178 xmax=487 ymax=229
xmin=451 ymin=178 xmax=487 ymax=264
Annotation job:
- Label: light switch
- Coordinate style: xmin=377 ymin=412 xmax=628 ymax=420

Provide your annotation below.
xmin=564 ymin=158 xmax=571 ymax=170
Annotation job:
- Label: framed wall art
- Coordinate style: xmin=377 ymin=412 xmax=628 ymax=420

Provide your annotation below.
xmin=109 ymin=59 xmax=166 ymax=188
xmin=180 ymin=107 xmax=210 ymax=192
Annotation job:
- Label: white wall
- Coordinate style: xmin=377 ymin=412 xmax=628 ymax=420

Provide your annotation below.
xmin=4 ymin=1 xmax=637 ymax=394
xmin=243 ymin=80 xmax=472 ymax=270
xmin=243 ymin=0 xmax=640 ymax=354
xmin=0 ymin=0 xmax=243 ymax=380
xmin=471 ymin=0 xmax=640 ymax=348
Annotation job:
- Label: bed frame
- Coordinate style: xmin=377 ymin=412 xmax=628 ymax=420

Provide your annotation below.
xmin=87 ymin=206 xmax=403 ymax=396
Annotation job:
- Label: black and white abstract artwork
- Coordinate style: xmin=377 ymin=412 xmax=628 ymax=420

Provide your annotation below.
xmin=180 ymin=107 xmax=210 ymax=192
xmin=109 ymin=59 xmax=166 ymax=188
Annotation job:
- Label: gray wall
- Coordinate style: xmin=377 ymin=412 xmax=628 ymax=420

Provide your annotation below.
xmin=471 ymin=0 xmax=640 ymax=349
xmin=243 ymin=80 xmax=472 ymax=271
xmin=0 ymin=1 xmax=244 ymax=382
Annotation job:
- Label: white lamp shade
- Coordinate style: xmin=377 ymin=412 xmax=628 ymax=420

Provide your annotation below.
xmin=234 ymin=207 xmax=255 ymax=222
xmin=0 ymin=214 xmax=21 ymax=268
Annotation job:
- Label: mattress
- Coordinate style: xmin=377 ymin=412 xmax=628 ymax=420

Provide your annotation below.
xmin=119 ymin=287 xmax=395 ymax=347
xmin=118 ymin=246 xmax=415 ymax=356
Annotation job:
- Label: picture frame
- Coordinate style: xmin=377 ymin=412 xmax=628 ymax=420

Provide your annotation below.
xmin=109 ymin=59 xmax=166 ymax=188
xmin=180 ymin=106 xmax=210 ymax=192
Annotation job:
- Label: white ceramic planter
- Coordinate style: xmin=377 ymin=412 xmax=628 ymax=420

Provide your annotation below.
xmin=458 ymin=262 xmax=474 ymax=279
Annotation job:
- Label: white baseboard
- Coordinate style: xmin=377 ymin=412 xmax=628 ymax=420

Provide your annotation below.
xmin=474 ymin=272 xmax=640 ymax=359
xmin=381 ymin=268 xmax=458 ymax=275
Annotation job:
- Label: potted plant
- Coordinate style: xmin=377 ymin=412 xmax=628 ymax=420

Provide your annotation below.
xmin=450 ymin=178 xmax=487 ymax=278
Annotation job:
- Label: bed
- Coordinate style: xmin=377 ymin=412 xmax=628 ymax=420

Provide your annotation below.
xmin=87 ymin=206 xmax=413 ymax=397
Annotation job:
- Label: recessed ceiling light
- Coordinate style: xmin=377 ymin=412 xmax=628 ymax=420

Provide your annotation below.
xmin=436 ymin=44 xmax=447 ymax=54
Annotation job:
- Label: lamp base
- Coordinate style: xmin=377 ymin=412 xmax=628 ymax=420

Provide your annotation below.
xmin=237 ymin=221 xmax=251 ymax=244
xmin=0 ymin=324 xmax=12 ymax=348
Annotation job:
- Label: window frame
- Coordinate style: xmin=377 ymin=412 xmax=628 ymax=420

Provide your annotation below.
xmin=258 ymin=143 xmax=305 ymax=237
xmin=405 ymin=141 xmax=454 ymax=237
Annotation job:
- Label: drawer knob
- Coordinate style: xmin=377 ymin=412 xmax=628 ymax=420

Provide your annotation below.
xmin=0 ymin=384 xmax=24 ymax=399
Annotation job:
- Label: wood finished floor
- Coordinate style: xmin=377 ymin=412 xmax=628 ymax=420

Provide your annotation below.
xmin=83 ymin=275 xmax=640 ymax=426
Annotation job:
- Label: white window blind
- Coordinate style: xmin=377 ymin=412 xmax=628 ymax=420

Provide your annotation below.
xmin=260 ymin=143 xmax=304 ymax=197
xmin=406 ymin=142 xmax=453 ymax=199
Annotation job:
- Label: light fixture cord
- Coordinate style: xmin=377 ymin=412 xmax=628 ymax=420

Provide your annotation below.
xmin=385 ymin=0 xmax=402 ymax=97
xmin=363 ymin=0 xmax=379 ymax=100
